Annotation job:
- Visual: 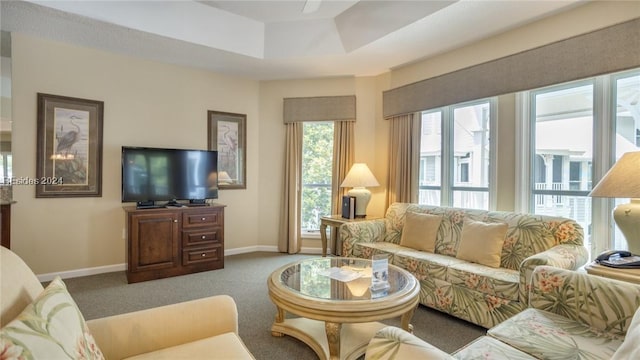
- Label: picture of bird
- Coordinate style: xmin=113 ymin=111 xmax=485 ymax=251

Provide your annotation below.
xmin=55 ymin=116 xmax=82 ymax=157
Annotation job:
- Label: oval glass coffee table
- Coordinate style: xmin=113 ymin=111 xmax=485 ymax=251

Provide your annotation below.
xmin=267 ymin=257 xmax=419 ymax=360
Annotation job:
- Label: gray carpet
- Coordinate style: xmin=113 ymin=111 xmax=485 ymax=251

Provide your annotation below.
xmin=62 ymin=252 xmax=485 ymax=359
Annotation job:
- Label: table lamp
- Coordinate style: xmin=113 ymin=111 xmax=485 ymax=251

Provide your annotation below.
xmin=340 ymin=163 xmax=379 ymax=218
xmin=218 ymin=171 xmax=232 ymax=185
xmin=589 ymin=151 xmax=640 ymax=255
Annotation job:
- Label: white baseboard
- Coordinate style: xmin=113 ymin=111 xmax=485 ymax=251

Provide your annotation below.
xmin=37 ymin=263 xmax=127 ymax=283
xmin=37 ymin=246 xmax=327 ymax=282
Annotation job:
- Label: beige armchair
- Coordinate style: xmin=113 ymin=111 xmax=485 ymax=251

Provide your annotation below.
xmin=0 ymin=246 xmax=255 ymax=359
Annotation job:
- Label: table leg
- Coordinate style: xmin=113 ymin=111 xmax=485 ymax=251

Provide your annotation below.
xmin=400 ymin=305 xmax=417 ymax=333
xmin=325 ymin=321 xmax=341 ymax=360
xmin=271 ymin=306 xmax=286 ymax=337
xmin=320 ymin=222 xmax=328 ymax=257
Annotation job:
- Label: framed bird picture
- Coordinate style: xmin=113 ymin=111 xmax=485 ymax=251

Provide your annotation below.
xmin=36 ymin=93 xmax=104 ymax=197
xmin=207 ymin=110 xmax=246 ymax=190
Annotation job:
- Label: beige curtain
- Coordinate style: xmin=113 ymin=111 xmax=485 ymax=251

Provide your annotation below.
xmin=386 ymin=113 xmax=421 ymax=207
xmin=331 ymin=121 xmax=355 ymax=214
xmin=279 ymin=122 xmax=303 ymax=254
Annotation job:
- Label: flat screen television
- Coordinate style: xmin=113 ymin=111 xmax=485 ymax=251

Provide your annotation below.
xmin=121 ymin=146 xmax=218 ymax=206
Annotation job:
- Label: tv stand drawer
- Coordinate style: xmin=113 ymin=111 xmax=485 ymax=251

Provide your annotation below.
xmin=183 ymin=208 xmax=222 ymax=228
xmin=183 ymin=245 xmax=223 ymax=266
xmin=182 ymin=229 xmax=222 ymax=247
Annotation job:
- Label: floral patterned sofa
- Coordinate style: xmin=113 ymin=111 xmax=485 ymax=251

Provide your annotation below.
xmin=365 ymin=266 xmax=640 ymax=359
xmin=340 ymin=203 xmax=589 ymax=328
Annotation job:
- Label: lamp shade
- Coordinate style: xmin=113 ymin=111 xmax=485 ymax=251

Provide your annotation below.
xmin=589 ymin=151 xmax=640 ymax=198
xmin=590 ymin=151 xmax=640 ymax=255
xmin=340 ymin=163 xmax=380 ymax=188
xmin=340 ymin=163 xmax=379 ymax=218
xmin=218 ymin=171 xmax=232 ymax=185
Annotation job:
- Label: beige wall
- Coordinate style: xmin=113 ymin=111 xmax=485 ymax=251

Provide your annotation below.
xmin=11 ymin=33 xmax=260 ymax=274
xmin=8 ymin=1 xmax=639 ymax=275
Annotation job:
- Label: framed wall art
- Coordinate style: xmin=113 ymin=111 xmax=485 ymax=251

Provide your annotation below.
xmin=208 ymin=110 xmax=246 ymax=189
xmin=36 ymin=93 xmax=104 ymax=197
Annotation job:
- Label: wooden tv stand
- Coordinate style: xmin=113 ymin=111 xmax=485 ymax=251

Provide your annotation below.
xmin=124 ymin=204 xmax=225 ymax=283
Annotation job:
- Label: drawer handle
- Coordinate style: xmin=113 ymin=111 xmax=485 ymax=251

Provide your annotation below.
xmin=201 ymin=235 xmax=206 ymax=239
xmin=173 ymin=219 xmax=178 ymax=223
xmin=201 ymin=253 xmax=206 ymax=257
xmin=201 ymin=217 xmax=207 ymax=221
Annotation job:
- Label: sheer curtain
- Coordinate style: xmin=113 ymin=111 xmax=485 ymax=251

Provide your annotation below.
xmin=331 ymin=120 xmax=355 ymax=214
xmin=279 ymin=122 xmax=303 ymax=254
xmin=386 ymin=112 xmax=421 ymax=207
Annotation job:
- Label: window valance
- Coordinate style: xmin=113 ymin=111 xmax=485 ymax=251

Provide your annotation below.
xmin=383 ymin=18 xmax=640 ymax=118
xmin=283 ymin=95 xmax=356 ymax=123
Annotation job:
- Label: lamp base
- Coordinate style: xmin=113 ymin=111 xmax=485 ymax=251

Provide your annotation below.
xmin=613 ymin=199 xmax=640 ymax=255
xmin=347 ymin=187 xmax=371 ymax=218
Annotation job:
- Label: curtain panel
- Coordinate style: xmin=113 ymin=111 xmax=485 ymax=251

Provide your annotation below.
xmin=279 ymin=122 xmax=303 ymax=254
xmin=383 ymin=18 xmax=640 ymax=118
xmin=283 ymin=95 xmax=356 ymax=123
xmin=331 ymin=121 xmax=355 ymax=215
xmin=386 ymin=113 xmax=421 ymax=207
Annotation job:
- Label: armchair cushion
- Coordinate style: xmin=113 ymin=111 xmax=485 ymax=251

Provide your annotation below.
xmin=452 ymin=336 xmax=535 ymax=360
xmin=0 ymin=276 xmax=104 ymax=360
xmin=488 ymin=308 xmax=624 ymax=359
xmin=124 ymin=333 xmax=254 ymax=360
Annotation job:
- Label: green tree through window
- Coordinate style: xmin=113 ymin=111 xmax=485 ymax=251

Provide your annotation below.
xmin=302 ymin=122 xmax=334 ymax=232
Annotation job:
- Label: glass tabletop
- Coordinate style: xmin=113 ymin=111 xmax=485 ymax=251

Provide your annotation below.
xmin=277 ymin=257 xmax=410 ymax=301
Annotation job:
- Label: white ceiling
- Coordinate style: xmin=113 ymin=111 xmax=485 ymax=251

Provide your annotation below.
xmin=1 ymin=0 xmax=585 ymax=81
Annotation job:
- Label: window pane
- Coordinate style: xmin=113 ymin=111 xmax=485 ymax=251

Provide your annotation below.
xmin=452 ymin=190 xmax=488 ymax=209
xmin=452 ymin=102 xmax=490 ymax=210
xmin=419 ymin=111 xmax=442 ymax=205
xmin=532 ymin=83 xmax=593 ymax=237
xmin=613 ymin=72 xmax=640 ymax=250
xmin=301 ymin=122 xmax=334 ymax=232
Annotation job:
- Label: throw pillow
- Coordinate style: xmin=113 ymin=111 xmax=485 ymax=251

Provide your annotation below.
xmin=456 ymin=219 xmax=508 ymax=268
xmin=0 ymin=276 xmax=104 ymax=360
xmin=400 ymin=211 xmax=442 ymax=252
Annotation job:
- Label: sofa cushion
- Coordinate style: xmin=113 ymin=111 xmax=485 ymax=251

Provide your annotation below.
xmin=488 ymin=308 xmax=624 ymax=359
xmin=0 ymin=276 xmax=105 ymax=360
xmin=612 ymin=307 xmax=640 ymax=360
xmin=399 ymin=212 xmax=442 ymax=252
xmin=447 ymin=262 xmax=519 ymax=301
xmin=456 ymin=220 xmax=508 ymax=268
xmin=393 ymin=249 xmax=467 ymax=282
xmin=349 ymin=242 xmax=406 ymax=262
xmin=453 ymin=335 xmax=536 ymax=359
xmin=124 ymin=332 xmax=254 ymax=360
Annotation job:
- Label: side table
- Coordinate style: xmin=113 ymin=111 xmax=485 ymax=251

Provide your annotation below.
xmin=320 ymin=215 xmax=380 ymax=257
xmin=584 ymin=261 xmax=640 ymax=284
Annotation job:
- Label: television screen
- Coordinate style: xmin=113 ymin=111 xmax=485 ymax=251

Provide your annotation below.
xmin=121 ymin=146 xmax=218 ymax=203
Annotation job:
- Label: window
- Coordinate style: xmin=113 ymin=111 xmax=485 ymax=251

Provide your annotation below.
xmin=519 ymin=69 xmax=640 ymax=253
xmin=301 ymin=122 xmax=334 ymax=233
xmin=0 ymin=152 xmax=11 ymax=182
xmin=418 ymin=100 xmax=495 ymax=210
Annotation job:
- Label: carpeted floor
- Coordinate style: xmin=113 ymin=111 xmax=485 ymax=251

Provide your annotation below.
xmin=63 ymin=252 xmax=485 ymax=359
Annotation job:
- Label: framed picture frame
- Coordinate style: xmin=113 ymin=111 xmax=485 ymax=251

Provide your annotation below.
xmin=208 ymin=110 xmax=246 ymax=189
xmin=36 ymin=93 xmax=104 ymax=197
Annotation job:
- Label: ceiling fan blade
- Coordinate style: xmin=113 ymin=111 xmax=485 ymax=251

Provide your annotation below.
xmin=302 ymin=0 xmax=322 ymax=14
